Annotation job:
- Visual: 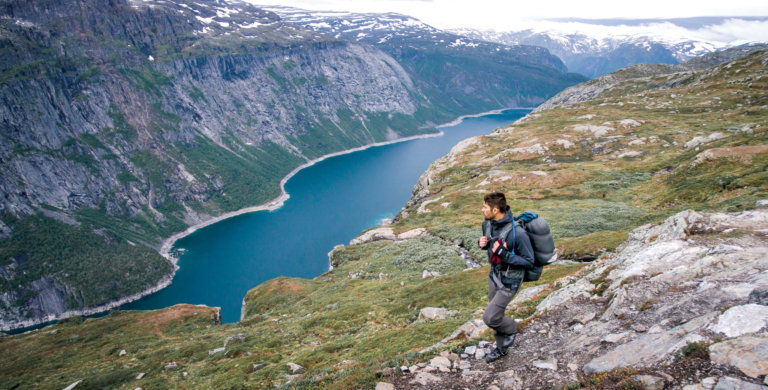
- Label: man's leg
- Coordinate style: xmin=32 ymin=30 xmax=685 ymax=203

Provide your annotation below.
xmin=482 ymin=274 xmax=521 ymax=363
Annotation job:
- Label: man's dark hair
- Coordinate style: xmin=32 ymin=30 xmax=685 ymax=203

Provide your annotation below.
xmin=484 ymin=192 xmax=507 ymax=213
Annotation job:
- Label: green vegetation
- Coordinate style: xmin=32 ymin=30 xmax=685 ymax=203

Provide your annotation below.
xmin=0 ymin=214 xmax=171 ymax=309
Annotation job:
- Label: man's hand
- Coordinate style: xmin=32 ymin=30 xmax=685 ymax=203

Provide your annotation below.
xmin=491 ymin=240 xmax=508 ymax=252
xmin=479 ymin=236 xmax=489 ymax=248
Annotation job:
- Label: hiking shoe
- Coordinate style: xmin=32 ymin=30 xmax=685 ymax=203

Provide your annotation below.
xmin=485 ymin=347 xmax=507 ymax=363
xmin=500 ymin=333 xmax=517 ymax=350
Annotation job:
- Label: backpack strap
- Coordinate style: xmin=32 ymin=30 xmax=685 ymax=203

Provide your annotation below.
xmin=496 ymin=221 xmax=516 ymax=255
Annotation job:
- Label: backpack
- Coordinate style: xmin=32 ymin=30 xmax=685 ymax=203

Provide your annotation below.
xmin=483 ymin=211 xmax=556 ymax=282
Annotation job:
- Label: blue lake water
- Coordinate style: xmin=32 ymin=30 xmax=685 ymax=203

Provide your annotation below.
xmin=121 ymin=109 xmax=529 ymax=322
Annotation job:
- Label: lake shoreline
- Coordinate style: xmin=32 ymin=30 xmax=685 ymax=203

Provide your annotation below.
xmin=1 ymin=107 xmax=523 ymax=333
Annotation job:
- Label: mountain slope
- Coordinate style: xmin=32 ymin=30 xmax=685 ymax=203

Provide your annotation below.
xmin=0 ymin=0 xmax=457 ymax=330
xmin=1 ymin=47 xmax=765 ymax=389
xmin=262 ymin=7 xmax=587 ymax=114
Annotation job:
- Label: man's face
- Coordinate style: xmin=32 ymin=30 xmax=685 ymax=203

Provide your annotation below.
xmin=482 ymin=202 xmax=497 ymax=219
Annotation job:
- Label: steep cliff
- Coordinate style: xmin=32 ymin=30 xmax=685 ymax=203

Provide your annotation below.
xmin=0 ymin=0 xmax=456 ymax=329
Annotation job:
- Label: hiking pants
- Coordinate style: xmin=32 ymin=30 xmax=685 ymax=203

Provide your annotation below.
xmin=482 ymin=271 xmax=523 ymax=345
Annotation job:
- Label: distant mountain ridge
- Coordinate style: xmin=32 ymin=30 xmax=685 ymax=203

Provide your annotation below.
xmin=451 ymin=16 xmax=768 ymax=78
xmin=261 ymin=6 xmax=585 ymax=114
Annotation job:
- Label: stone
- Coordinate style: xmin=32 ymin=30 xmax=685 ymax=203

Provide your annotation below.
xmin=224 ymin=333 xmax=245 ymax=347
xmin=400 ymin=365 xmax=409 ymax=373
xmin=567 ymin=363 xmax=578 ymax=371
xmin=119 ymin=349 xmax=127 ymax=356
xmin=410 ymin=372 xmax=442 ymax=386
xmin=757 ymin=200 xmax=768 ymax=208
xmin=465 ymin=346 xmax=477 ymax=355
xmin=532 ymin=358 xmax=557 ymax=370
xmin=703 ymin=377 xmax=718 ymax=389
xmin=136 ymin=373 xmax=145 ymax=380
xmin=603 ymin=332 xmax=629 ymax=344
xmin=287 ymin=362 xmax=306 ymax=374
xmin=632 ymin=375 xmax=665 ymax=390
xmin=488 ymin=386 xmax=501 ymax=390
xmin=583 ymin=312 xmax=718 ymax=374
xmin=713 ymin=376 xmax=768 ymax=390
xmin=498 ymin=369 xmax=522 ymax=389
xmin=683 ymin=385 xmax=705 ymax=390
xmin=252 ymin=364 xmax=265 ymax=372
xmin=208 ymin=347 xmax=225 ymax=355
xmin=709 ymin=336 xmax=768 ymax=378
xmin=422 ymin=270 xmax=441 ymax=279
xmin=430 ymin=356 xmax=452 ymax=372
xmin=398 ymin=228 xmax=429 ymax=240
xmin=571 ymin=312 xmax=596 ymax=325
xmin=419 ymin=307 xmax=448 ymax=321
xmin=478 ymin=341 xmax=490 ymax=348
xmin=285 ymin=374 xmax=300 ymax=383
xmin=350 ymin=228 xmax=396 ymax=245
xmin=164 ymin=362 xmax=178 ymax=370
xmin=461 ymin=370 xmax=489 ymax=380
xmin=182 ymin=372 xmax=188 ymax=377
xmin=375 ymin=383 xmax=395 ymax=390
xmin=631 ymin=324 xmax=648 ymax=333
xmin=475 ymin=349 xmax=486 ymax=360
xmin=708 ymin=304 xmax=768 ymax=337
xmin=459 ymin=360 xmax=472 ymax=370
xmin=409 ymin=365 xmax=419 ymax=373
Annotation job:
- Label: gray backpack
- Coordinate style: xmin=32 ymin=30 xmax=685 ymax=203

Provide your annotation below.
xmin=484 ymin=212 xmax=556 ymax=281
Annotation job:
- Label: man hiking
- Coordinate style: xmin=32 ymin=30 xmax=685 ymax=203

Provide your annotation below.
xmin=478 ymin=192 xmax=535 ymax=363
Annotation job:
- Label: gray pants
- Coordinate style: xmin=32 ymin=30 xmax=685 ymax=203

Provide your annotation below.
xmin=482 ymin=272 xmax=522 ymax=345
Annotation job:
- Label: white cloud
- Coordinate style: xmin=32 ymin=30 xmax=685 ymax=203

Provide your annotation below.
xmin=253 ymin=0 xmax=768 ymax=31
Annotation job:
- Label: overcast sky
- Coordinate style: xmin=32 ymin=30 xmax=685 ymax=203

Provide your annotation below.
xmin=254 ymin=0 xmax=768 ymax=31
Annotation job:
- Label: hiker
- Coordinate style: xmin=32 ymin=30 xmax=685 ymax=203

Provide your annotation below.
xmin=478 ymin=192 xmax=535 ymax=363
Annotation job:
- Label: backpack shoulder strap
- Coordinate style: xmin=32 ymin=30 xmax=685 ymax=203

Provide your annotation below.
xmin=498 ymin=221 xmax=516 ymax=251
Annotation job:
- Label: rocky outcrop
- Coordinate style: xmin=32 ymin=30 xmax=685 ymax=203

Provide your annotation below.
xmin=391 ymin=209 xmax=768 ymax=388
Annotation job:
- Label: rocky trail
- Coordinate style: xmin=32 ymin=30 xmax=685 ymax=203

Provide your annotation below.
xmin=378 ymin=208 xmax=768 ymax=389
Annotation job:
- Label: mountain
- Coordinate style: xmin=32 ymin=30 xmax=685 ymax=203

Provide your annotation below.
xmin=0 ymin=0 xmax=586 ymax=330
xmin=1 ymin=45 xmax=765 ymax=389
xmin=451 ymin=17 xmax=768 ymax=78
xmin=260 ymin=6 xmax=586 ymax=114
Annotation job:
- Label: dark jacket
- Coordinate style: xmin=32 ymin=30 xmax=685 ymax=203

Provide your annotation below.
xmin=481 ymin=208 xmax=535 ymax=283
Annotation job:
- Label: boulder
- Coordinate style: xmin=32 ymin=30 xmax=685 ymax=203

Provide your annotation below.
xmin=532 ymin=358 xmax=557 ymax=370
xmin=410 ymin=372 xmax=442 ymax=386
xmin=422 ymin=270 xmax=441 ymax=279
xmin=430 ymin=356 xmax=452 ymax=372
xmin=632 ymin=375 xmax=666 ymax=390
xmin=350 ymin=228 xmax=396 ymax=245
xmin=583 ymin=312 xmax=717 ymax=374
xmin=713 ymin=376 xmax=768 ymax=390
xmin=287 ymin=362 xmax=306 ymax=374
xmin=709 ymin=336 xmax=768 ymax=378
xmin=223 ymin=333 xmax=245 ymax=348
xmin=208 ymin=347 xmax=225 ymax=355
xmin=375 ymin=382 xmax=395 ymax=390
xmin=708 ymin=304 xmax=768 ymax=337
xmin=164 ymin=362 xmax=178 ymax=370
xmin=418 ymin=307 xmax=456 ymax=321
xmin=398 ymin=228 xmax=429 ymax=240
xmin=498 ymin=369 xmax=522 ymax=390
